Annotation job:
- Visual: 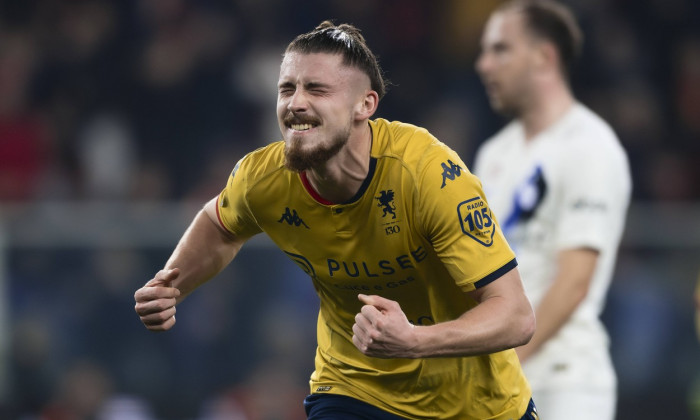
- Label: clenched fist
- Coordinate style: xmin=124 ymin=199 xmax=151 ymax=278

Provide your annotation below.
xmin=134 ymin=268 xmax=181 ymax=331
xmin=351 ymin=294 xmax=420 ymax=358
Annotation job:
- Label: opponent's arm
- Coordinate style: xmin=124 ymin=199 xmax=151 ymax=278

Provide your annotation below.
xmin=352 ymin=266 xmax=535 ymax=358
xmin=515 ymin=247 xmax=598 ymax=361
xmin=134 ymin=197 xmax=246 ymax=331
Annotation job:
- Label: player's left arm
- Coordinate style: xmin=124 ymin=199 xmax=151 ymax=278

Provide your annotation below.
xmin=352 ymin=265 xmax=535 ymax=358
xmin=515 ymin=247 xmax=598 ymax=361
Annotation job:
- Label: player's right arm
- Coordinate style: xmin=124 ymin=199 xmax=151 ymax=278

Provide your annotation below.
xmin=134 ymin=197 xmax=246 ymax=331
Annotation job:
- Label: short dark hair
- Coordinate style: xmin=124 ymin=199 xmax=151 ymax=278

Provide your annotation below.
xmin=285 ymin=21 xmax=388 ymax=99
xmin=499 ymin=0 xmax=583 ymax=80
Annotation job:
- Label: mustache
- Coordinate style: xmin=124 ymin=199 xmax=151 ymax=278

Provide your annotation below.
xmin=283 ymin=112 xmax=321 ymax=126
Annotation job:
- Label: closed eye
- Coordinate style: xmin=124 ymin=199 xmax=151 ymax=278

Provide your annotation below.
xmin=305 ymin=82 xmax=331 ymax=96
xmin=278 ymin=82 xmax=295 ymax=96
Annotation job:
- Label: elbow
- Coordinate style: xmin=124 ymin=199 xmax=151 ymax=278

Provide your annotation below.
xmin=513 ymin=305 xmax=536 ymax=348
xmin=519 ymin=310 xmax=536 ymax=347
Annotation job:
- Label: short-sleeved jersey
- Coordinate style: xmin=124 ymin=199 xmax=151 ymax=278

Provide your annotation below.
xmin=473 ymin=103 xmax=631 ymax=391
xmin=217 ymin=118 xmax=531 ymax=419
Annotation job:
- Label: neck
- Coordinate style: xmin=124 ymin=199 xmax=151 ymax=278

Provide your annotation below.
xmin=304 ymin=122 xmax=372 ymax=203
xmin=519 ymin=81 xmax=575 ymax=140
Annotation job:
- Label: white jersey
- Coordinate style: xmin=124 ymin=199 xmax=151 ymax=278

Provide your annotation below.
xmin=473 ymin=103 xmax=631 ymax=391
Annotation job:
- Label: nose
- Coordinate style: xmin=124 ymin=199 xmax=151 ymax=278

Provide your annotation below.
xmin=287 ymin=89 xmax=308 ymax=113
xmin=475 ymin=51 xmax=490 ymax=77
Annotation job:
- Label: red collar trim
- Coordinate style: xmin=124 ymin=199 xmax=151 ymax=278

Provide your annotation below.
xmin=299 ymin=171 xmax=335 ymax=205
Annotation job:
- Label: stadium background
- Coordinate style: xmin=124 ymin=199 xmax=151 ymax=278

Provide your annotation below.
xmin=0 ymin=0 xmax=698 ymax=419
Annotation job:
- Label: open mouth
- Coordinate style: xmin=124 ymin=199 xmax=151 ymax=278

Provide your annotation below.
xmin=290 ymin=123 xmax=316 ymax=131
xmin=284 ymin=112 xmax=321 ymax=132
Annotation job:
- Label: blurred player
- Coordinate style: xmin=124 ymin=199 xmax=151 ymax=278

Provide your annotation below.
xmin=135 ymin=21 xmax=539 ymax=420
xmin=473 ymin=1 xmax=632 ymax=419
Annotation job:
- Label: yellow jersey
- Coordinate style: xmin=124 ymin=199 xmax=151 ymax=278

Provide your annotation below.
xmin=216 ymin=118 xmax=531 ymax=419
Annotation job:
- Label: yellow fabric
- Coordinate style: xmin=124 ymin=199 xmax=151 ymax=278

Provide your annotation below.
xmin=217 ymin=119 xmax=531 ymax=419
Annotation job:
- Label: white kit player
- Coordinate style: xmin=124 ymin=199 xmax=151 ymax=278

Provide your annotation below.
xmin=474 ymin=1 xmax=632 ymax=419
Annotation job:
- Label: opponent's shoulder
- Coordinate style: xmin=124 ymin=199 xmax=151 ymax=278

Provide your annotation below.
xmin=565 ymin=104 xmax=622 ymax=148
xmin=561 ymin=104 xmax=629 ymax=163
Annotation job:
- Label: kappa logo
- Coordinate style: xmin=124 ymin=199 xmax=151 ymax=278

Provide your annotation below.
xmin=278 ymin=207 xmax=309 ymax=228
xmin=375 ymin=190 xmax=397 ymax=219
xmin=440 ymin=160 xmax=463 ymax=188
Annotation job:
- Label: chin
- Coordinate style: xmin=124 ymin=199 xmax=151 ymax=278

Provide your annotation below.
xmin=490 ymin=101 xmax=517 ymax=118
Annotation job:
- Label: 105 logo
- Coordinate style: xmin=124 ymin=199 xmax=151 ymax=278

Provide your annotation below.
xmin=457 ymin=197 xmax=496 ymax=247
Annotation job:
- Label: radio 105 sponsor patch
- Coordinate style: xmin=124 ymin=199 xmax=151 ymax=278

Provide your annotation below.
xmin=457 ymin=197 xmax=496 ymax=246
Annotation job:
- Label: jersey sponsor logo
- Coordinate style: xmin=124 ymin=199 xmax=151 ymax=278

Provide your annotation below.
xmin=440 ymin=159 xmax=463 ymax=188
xmin=327 ymin=247 xmax=427 ymax=278
xmin=571 ymin=198 xmax=607 ymax=212
xmin=284 ymin=248 xmax=428 ymax=291
xmin=284 ymin=251 xmax=316 ymax=277
xmin=315 ymin=386 xmax=332 ymax=392
xmin=457 ymin=196 xmax=496 ymax=246
xmin=375 ymin=189 xmax=397 ymax=219
xmin=278 ymin=207 xmax=310 ymax=228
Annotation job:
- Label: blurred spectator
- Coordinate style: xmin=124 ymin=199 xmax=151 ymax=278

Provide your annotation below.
xmin=0 ymin=30 xmax=51 ymax=201
xmin=96 ymin=395 xmax=157 ymax=420
xmin=197 ymin=359 xmax=308 ymax=420
xmin=1 ymin=1 xmax=700 ymax=419
xmin=77 ymin=113 xmax=137 ymax=200
xmin=40 ymin=360 xmax=113 ymax=420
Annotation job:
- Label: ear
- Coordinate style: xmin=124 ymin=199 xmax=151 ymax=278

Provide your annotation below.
xmin=536 ymin=41 xmax=559 ymax=73
xmin=355 ymin=90 xmax=379 ymax=121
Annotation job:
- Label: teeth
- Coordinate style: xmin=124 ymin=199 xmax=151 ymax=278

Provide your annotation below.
xmin=291 ymin=124 xmax=313 ymax=131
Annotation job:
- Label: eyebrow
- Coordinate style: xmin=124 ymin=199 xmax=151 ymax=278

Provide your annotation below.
xmin=278 ymin=80 xmax=333 ymax=90
xmin=305 ymin=81 xmax=331 ymax=90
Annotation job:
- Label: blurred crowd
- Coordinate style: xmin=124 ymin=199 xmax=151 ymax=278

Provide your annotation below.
xmin=1 ymin=0 xmax=699 ymax=419
xmin=1 ymin=0 xmax=698 ymax=205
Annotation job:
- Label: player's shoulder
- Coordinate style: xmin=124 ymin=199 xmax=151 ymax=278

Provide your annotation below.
xmin=234 ymin=141 xmax=286 ymax=179
xmin=371 ymin=118 xmax=438 ymax=151
xmin=370 ymin=118 xmax=460 ymax=169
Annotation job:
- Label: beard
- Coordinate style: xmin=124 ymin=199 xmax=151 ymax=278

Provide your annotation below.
xmin=488 ymin=94 xmax=520 ymax=119
xmin=283 ymin=118 xmax=351 ymax=172
xmin=284 ymin=130 xmax=349 ymax=172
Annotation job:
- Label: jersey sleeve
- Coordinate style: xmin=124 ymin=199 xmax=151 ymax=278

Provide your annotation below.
xmin=554 ymin=139 xmax=631 ymax=251
xmin=216 ymin=155 xmax=264 ymax=239
xmin=417 ymin=143 xmax=517 ymax=292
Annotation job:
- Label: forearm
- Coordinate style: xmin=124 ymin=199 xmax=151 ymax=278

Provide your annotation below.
xmin=516 ymin=248 xmax=597 ymax=361
xmin=164 ymin=201 xmax=244 ymax=302
xmin=409 ymin=268 xmax=534 ymax=358
xmin=516 ymin=280 xmax=585 ymax=360
xmin=412 ymin=295 xmax=534 ymax=358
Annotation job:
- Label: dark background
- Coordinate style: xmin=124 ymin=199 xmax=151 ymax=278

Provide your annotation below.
xmin=1 ymin=0 xmax=699 ymax=419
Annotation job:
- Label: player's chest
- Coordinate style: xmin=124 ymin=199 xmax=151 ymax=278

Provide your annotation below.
xmin=256 ymin=185 xmax=412 ymax=245
xmin=254 ymin=182 xmax=430 ymax=286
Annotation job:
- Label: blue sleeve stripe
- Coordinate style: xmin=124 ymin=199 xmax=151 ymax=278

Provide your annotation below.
xmin=474 ymin=258 xmax=518 ymax=289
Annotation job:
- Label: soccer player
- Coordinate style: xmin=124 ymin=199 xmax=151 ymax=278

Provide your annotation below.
xmin=135 ymin=21 xmax=538 ymax=420
xmin=473 ymin=1 xmax=632 ymax=419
